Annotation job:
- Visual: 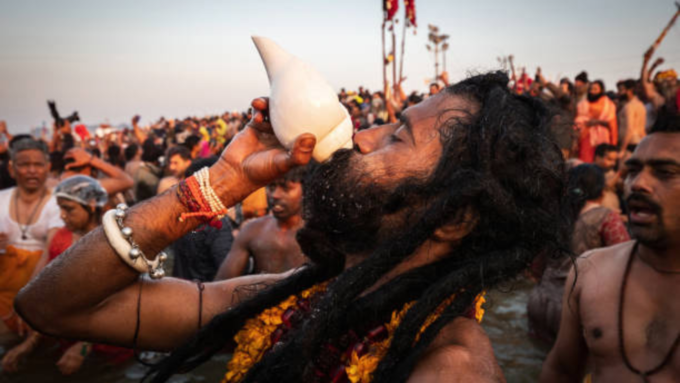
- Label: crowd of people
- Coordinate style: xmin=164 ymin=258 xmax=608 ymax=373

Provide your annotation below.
xmin=0 ymin=43 xmax=678 ymax=382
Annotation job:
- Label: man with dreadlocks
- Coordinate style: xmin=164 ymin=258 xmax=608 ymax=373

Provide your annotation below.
xmin=15 ymin=72 xmax=568 ymax=383
xmin=541 ymin=108 xmax=680 ymax=382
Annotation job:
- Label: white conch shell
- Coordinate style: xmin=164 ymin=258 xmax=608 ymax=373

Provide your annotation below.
xmin=252 ymin=36 xmax=353 ymax=162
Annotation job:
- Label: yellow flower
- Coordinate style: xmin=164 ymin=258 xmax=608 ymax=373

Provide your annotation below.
xmin=223 ymin=282 xmax=329 ymax=383
xmin=346 ymin=351 xmax=381 ymax=383
xmin=474 ymin=293 xmax=486 ymax=323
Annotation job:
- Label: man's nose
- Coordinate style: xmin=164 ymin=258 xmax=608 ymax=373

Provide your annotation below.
xmin=353 ymin=124 xmax=397 ymax=154
xmin=628 ymin=169 xmax=654 ymax=195
xmin=271 ymin=187 xmax=284 ymax=200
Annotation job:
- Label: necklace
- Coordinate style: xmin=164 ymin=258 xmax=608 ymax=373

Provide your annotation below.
xmin=14 ymin=188 xmax=47 ymax=241
xmin=618 ymin=241 xmax=680 ymax=382
xmin=637 ymin=251 xmax=680 ymax=275
xmin=223 ymin=281 xmax=486 ymax=383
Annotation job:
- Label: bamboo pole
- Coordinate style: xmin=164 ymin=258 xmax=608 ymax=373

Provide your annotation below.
xmin=391 ymin=19 xmax=397 ymax=92
xmin=382 ymin=18 xmax=387 ymax=92
xmin=650 ymin=2 xmax=680 ymax=52
xmin=398 ymin=18 xmax=407 ymax=86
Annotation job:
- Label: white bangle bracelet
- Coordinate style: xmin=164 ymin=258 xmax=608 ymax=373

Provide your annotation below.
xmin=102 ymin=205 xmax=166 ymax=279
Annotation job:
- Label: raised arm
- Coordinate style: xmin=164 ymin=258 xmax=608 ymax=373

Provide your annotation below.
xmin=131 ymin=115 xmax=147 ymax=144
xmin=15 ymin=98 xmax=317 ymax=351
xmin=0 ymin=120 xmax=13 ymax=143
xmin=64 ymin=147 xmax=134 ymax=195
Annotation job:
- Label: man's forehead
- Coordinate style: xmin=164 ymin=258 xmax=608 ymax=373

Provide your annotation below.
xmin=14 ymin=149 xmax=48 ymax=160
xmin=406 ymin=92 xmax=475 ymax=126
xmin=632 ymin=133 xmax=680 ymax=161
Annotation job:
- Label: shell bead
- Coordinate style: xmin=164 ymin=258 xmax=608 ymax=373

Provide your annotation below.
xmin=121 ymin=227 xmax=133 ymax=238
xmin=129 ymin=247 xmax=141 ymax=260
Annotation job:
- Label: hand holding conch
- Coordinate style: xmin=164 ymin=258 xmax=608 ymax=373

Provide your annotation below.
xmin=212 ymin=97 xmax=316 ymax=204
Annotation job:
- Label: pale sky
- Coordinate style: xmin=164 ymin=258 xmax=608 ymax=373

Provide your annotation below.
xmin=1 ymin=0 xmax=679 ymax=132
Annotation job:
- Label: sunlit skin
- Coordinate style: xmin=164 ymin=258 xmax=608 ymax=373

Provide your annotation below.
xmin=17 ymin=93 xmax=502 ymax=382
xmin=9 ymin=149 xmax=50 ymax=194
xmin=2 ymin=198 xmax=100 ymax=374
xmin=541 ymin=133 xmax=680 ymax=383
xmin=168 ymin=154 xmax=191 ymax=179
xmin=594 ymin=150 xmax=618 ymax=172
xmin=574 ymin=79 xmax=588 ymax=97
xmin=267 ymin=179 xmax=302 ymax=221
xmin=589 ymin=82 xmax=602 ymax=97
xmin=0 ymin=149 xmax=56 ymax=372
xmin=623 ymin=134 xmax=680 ymax=252
xmin=56 ymin=198 xmax=98 ymax=236
xmin=3 ymin=149 xmax=53 ymax=254
xmin=214 ymin=179 xmax=306 ymax=280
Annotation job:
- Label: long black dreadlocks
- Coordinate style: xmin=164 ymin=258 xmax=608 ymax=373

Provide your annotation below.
xmin=147 ymin=71 xmax=571 ymax=382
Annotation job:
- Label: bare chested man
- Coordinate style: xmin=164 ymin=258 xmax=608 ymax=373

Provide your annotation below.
xmin=214 ymin=167 xmax=308 ymax=280
xmin=541 ymin=109 xmax=680 ymax=382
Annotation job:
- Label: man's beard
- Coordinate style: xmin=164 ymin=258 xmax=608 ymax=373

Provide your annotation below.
xmin=587 ymin=92 xmax=604 ymax=103
xmin=300 ymin=149 xmax=424 ymax=259
xmin=626 ymin=192 xmax=668 ymax=248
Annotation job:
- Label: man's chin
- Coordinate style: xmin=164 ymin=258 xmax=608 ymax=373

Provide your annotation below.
xmin=630 ymin=226 xmax=668 ymax=248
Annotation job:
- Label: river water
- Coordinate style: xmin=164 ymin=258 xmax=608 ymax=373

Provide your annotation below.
xmin=0 ymin=277 xmax=547 ymax=382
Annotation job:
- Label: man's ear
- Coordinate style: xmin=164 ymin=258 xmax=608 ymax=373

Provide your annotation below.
xmin=433 ymin=205 xmax=479 ymax=243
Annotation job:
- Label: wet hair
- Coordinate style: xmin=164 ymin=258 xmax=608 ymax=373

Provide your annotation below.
xmin=9 ymin=134 xmax=33 ymax=149
xmin=166 ymin=145 xmax=191 ymax=162
xmin=279 ymin=162 xmax=314 ymax=184
xmin=566 ymin=164 xmax=604 ymax=220
xmin=141 ymin=138 xmax=163 ymax=163
xmin=124 ymin=144 xmax=139 ymax=162
xmin=575 ymin=71 xmax=588 ymax=83
xmin=147 ymin=72 xmax=569 ymax=382
xmin=621 ymin=79 xmax=637 ymax=91
xmin=649 ymin=106 xmax=680 ymax=134
xmin=107 ymin=144 xmax=124 ymax=168
xmin=591 ymin=80 xmax=605 ymax=92
xmin=9 ymin=137 xmax=49 ymax=161
xmin=184 ymin=135 xmax=201 ymax=152
xmin=559 ymin=78 xmax=574 ymax=94
xmin=408 ymin=93 xmax=423 ymax=105
xmin=594 ymin=143 xmax=617 ymax=158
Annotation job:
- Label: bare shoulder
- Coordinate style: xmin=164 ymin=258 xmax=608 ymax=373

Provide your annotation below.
xmin=408 ymin=317 xmax=505 ymax=383
xmin=575 ymin=240 xmax=636 ymax=277
xmin=238 ymin=215 xmax=274 ymax=237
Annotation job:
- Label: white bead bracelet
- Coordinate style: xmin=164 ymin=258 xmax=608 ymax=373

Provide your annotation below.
xmin=102 ymin=204 xmax=167 ymax=279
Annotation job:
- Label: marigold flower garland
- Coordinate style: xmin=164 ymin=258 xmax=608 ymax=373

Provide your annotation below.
xmin=222 ymin=283 xmax=485 ymax=383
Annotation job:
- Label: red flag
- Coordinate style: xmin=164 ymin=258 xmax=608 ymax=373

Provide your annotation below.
xmin=384 ymin=0 xmax=399 ymax=21
xmin=404 ymin=0 xmax=416 ymax=27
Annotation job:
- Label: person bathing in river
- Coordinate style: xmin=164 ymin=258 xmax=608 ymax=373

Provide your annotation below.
xmin=16 ymin=72 xmax=569 ymax=382
xmin=214 ymin=166 xmax=309 ymax=280
xmin=541 ymin=108 xmax=680 ymax=382
xmin=2 ymin=175 xmax=133 ymax=375
xmin=527 ymin=164 xmax=629 ymax=345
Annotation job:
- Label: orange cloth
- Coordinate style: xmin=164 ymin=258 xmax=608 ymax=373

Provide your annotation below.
xmin=0 ymin=245 xmax=43 ymax=333
xmin=576 ymin=97 xmax=618 ymax=162
xmin=241 ymin=187 xmax=268 ymax=219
